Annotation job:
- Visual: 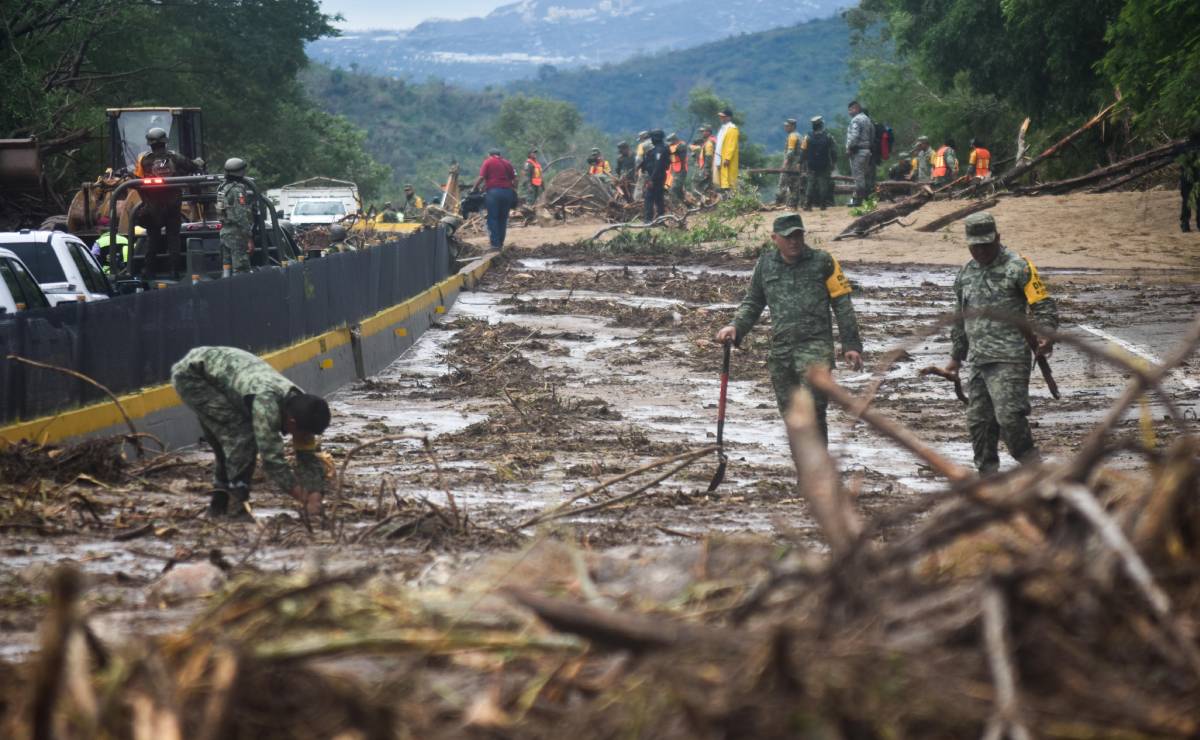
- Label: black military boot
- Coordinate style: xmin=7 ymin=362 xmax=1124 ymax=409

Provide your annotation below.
xmin=227 ymin=483 xmax=253 ymax=521
xmin=207 ymin=488 xmax=229 ymax=518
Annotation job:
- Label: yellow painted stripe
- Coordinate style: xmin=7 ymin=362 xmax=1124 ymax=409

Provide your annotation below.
xmin=0 ymin=252 xmax=497 ymax=445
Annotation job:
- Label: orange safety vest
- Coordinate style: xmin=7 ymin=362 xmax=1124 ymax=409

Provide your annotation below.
xmin=972 ymin=147 xmax=991 ymax=178
xmin=669 ymin=143 xmax=687 ymax=173
xmin=931 ymin=146 xmax=950 ymax=178
xmin=527 ymin=158 xmax=542 ymax=186
xmin=589 ymin=160 xmax=610 ymax=176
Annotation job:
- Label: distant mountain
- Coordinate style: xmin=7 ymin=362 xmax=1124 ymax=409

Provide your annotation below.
xmin=512 ymin=15 xmax=858 ymax=148
xmin=308 ymin=0 xmax=850 ymax=86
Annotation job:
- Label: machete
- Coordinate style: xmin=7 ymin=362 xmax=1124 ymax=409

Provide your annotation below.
xmin=919 ymin=365 xmax=968 ymax=405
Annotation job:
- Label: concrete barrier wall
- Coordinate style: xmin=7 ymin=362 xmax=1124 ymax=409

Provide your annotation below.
xmin=0 ymin=233 xmax=497 ymax=449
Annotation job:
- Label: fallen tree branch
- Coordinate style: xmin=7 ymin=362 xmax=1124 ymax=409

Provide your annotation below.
xmin=834 ymin=187 xmax=933 ymax=241
xmin=916 ymin=198 xmax=999 ymax=233
xmin=1012 ymin=138 xmax=1196 ymax=196
xmin=589 ymin=213 xmax=685 ymax=241
xmin=516 ymin=446 xmax=717 ymax=529
xmin=999 ymin=102 xmax=1119 ymax=186
xmin=784 ymin=388 xmax=861 ymax=554
xmin=1089 ymin=157 xmax=1176 ymax=193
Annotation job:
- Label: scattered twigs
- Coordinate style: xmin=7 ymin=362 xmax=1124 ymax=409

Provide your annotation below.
xmin=808 ymin=366 xmax=972 ymax=483
xmin=515 ymin=446 xmax=717 ymax=529
xmin=916 ymin=198 xmax=999 ymax=232
xmin=6 ymin=354 xmax=145 ymax=457
xmin=333 ymin=434 xmax=429 ymax=519
xmin=453 ymin=329 xmax=540 ymax=386
xmin=588 ymin=213 xmax=685 ymax=241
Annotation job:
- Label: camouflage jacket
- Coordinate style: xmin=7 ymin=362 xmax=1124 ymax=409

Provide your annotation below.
xmin=732 ymin=247 xmax=863 ymax=361
xmin=951 ymin=247 xmax=1059 ymax=365
xmin=179 ymin=346 xmax=314 ymax=492
xmin=216 ymin=179 xmax=253 ymax=232
xmin=845 ymin=113 xmax=874 ymax=152
xmin=915 ymin=149 xmax=933 ymax=181
xmin=615 ymin=153 xmax=637 ymax=180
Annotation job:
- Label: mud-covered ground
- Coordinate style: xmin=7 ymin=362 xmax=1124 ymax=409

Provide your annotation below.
xmin=2 ymin=241 xmax=1198 ymax=661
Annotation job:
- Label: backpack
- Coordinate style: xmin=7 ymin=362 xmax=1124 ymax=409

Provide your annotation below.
xmin=806 ymin=131 xmax=834 ymax=170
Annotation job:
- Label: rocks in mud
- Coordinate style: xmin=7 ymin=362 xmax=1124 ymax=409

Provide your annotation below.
xmin=147 ymin=562 xmax=226 ymax=605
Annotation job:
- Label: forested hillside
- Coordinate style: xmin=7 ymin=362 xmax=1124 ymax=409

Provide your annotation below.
xmin=512 ymin=15 xmax=857 ymax=148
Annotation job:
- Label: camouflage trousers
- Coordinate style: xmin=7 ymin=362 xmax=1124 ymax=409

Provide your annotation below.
xmin=172 ymin=362 xmax=258 ymax=486
xmin=848 ymin=149 xmax=872 ymax=203
xmin=768 ymin=351 xmax=835 ymax=443
xmin=805 ymin=171 xmax=833 ymax=209
xmin=692 ymin=169 xmax=713 ymax=197
xmin=220 ymin=228 xmax=252 ymax=273
xmin=776 ymin=171 xmax=802 ymax=208
xmin=966 ymin=362 xmax=1038 ymax=474
xmin=669 ymin=171 xmax=688 ymax=205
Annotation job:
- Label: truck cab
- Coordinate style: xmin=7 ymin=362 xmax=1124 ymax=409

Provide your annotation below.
xmin=0 ymin=247 xmax=53 ymax=314
xmin=0 ymin=230 xmax=112 ymax=305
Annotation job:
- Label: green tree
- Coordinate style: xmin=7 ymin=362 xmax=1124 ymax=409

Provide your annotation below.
xmin=1102 ymin=0 xmax=1200 ymax=136
xmin=491 ymin=96 xmax=583 ymax=161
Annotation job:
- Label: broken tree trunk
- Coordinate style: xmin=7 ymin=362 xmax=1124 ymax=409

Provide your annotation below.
xmin=1089 ymin=157 xmax=1176 ymax=194
xmin=834 ymin=187 xmax=933 ymax=241
xmin=1011 ymin=138 xmax=1195 ymax=196
xmin=999 ymin=102 xmax=1118 ymax=187
xmin=916 ymin=198 xmax=999 ymax=233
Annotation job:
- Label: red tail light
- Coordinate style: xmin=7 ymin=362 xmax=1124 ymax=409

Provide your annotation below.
xmin=144 ymin=177 xmax=164 ymax=184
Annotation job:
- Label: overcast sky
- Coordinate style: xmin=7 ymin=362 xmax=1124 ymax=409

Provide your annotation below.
xmin=320 ymin=0 xmax=509 ymax=30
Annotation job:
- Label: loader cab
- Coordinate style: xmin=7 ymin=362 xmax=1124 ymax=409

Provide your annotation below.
xmin=106 ymin=107 xmax=204 ymax=174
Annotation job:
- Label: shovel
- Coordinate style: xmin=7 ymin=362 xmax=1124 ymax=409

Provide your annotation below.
xmin=707 ymin=340 xmax=732 ymax=492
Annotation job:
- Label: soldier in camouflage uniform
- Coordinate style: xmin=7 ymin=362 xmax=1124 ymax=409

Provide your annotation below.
xmin=942 ymin=212 xmax=1059 ymax=474
xmin=401 ymin=185 xmax=425 ymax=220
xmin=716 ymin=213 xmax=864 ymax=443
xmin=776 ymin=118 xmax=803 ymax=208
xmin=172 ymin=346 xmax=332 ymax=519
xmin=912 ymin=136 xmax=933 ymax=182
xmin=802 ymin=116 xmax=836 ymax=211
xmin=215 ymin=158 xmax=254 ymax=276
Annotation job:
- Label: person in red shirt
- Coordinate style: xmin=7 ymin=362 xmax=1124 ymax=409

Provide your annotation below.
xmin=472 ymin=149 xmax=517 ymax=250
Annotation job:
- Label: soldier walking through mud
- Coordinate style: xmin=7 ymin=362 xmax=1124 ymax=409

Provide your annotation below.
xmin=171 ymin=346 xmax=332 ymax=520
xmin=216 ymin=158 xmax=254 ymax=276
xmin=133 ymin=126 xmax=202 ymax=279
xmin=715 ymin=213 xmax=864 ymax=443
xmin=938 ymin=212 xmax=1060 ymax=474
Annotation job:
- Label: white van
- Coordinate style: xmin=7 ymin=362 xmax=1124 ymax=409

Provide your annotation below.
xmin=0 ymin=247 xmax=52 ymax=314
xmin=0 ymin=230 xmax=112 ymax=306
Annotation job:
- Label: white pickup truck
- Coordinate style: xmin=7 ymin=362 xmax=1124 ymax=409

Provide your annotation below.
xmin=0 ymin=230 xmax=112 ymax=306
xmin=271 ymin=177 xmax=361 ymax=228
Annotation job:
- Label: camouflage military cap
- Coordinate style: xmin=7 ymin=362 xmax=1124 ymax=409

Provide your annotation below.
xmin=810 ymin=116 xmax=823 ymax=125
xmin=638 ymin=130 xmax=650 ymax=139
xmin=699 ymin=123 xmax=712 ymax=132
xmin=964 ymin=212 xmax=998 ymax=245
xmin=617 ymin=140 xmax=629 ymax=148
xmin=785 ymin=118 xmax=797 ymax=126
xmin=772 ymin=213 xmax=806 ymax=236
xmin=666 ymin=132 xmax=679 ymax=142
xmin=916 ymin=135 xmax=930 ymax=143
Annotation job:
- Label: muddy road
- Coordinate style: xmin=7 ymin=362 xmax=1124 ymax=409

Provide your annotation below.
xmin=2 ymin=242 xmax=1198 ymax=660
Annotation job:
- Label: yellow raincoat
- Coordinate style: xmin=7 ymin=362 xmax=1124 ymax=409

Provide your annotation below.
xmin=715 ymin=123 xmax=740 ymax=189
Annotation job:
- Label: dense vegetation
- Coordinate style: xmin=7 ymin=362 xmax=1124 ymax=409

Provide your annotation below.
xmin=1 ymin=0 xmax=390 ymax=207
xmin=511 ymin=15 xmax=857 ymax=150
xmin=847 ymin=0 xmax=1199 ymax=176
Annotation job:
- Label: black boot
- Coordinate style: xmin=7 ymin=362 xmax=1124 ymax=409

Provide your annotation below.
xmin=207 ymin=489 xmax=229 ymax=518
xmin=227 ymin=483 xmax=253 ymax=521
xmin=1184 ymin=220 xmax=1192 ymax=233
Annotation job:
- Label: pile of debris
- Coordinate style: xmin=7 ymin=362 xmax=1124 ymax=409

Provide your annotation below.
xmin=3 ymin=312 xmax=1199 ymax=738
